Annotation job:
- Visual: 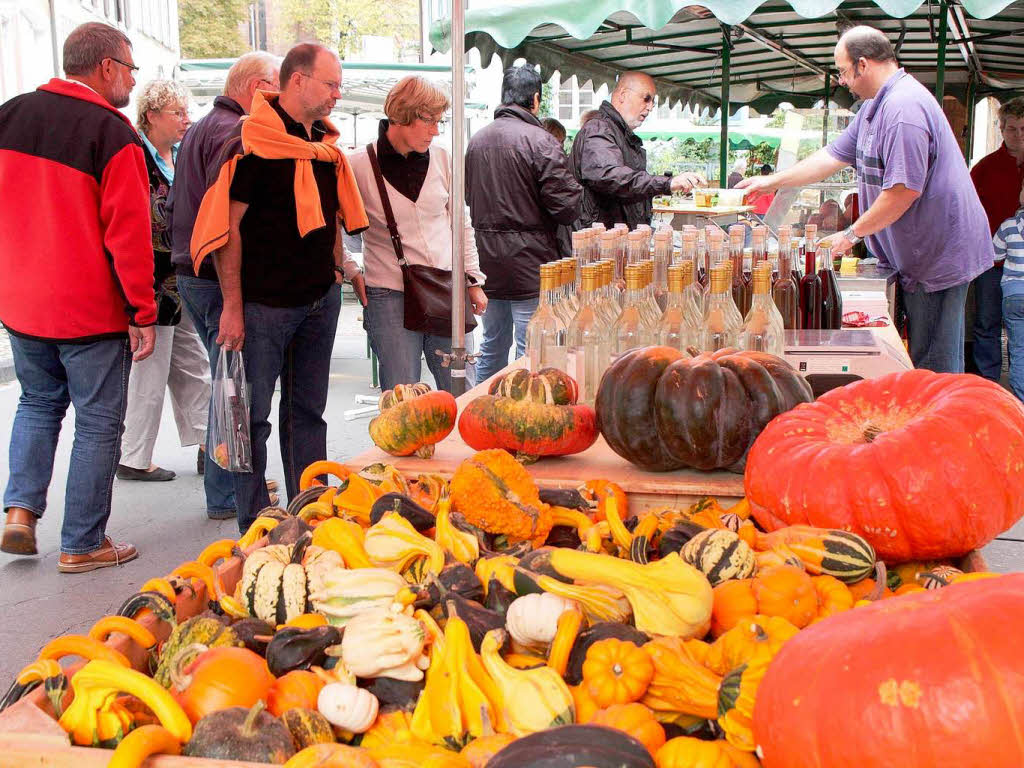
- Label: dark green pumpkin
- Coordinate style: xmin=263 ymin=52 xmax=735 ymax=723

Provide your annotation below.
xmin=596 ymin=347 xmax=812 ymax=473
xmin=184 ymin=702 xmax=295 ymax=763
xmin=265 ymin=626 xmax=342 ymax=677
xmin=280 ymin=707 xmax=334 ymax=750
xmin=488 ymin=368 xmax=579 ymax=404
xmin=717 ymin=664 xmax=745 ymax=719
xmin=658 ymin=522 xmax=708 ymax=558
xmin=369 ymin=493 xmax=435 ymax=532
xmin=487 ymin=724 xmax=655 ymax=768
xmin=358 ymin=677 xmax=424 ymax=712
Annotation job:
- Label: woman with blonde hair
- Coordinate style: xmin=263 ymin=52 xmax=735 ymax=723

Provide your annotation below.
xmin=349 ymin=76 xmax=487 ymax=392
xmin=117 ymin=80 xmax=218 ymax=489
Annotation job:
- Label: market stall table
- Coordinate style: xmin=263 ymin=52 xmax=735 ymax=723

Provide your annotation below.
xmin=653 ymin=203 xmax=755 ymax=229
xmin=346 ymin=359 xmax=745 ymax=510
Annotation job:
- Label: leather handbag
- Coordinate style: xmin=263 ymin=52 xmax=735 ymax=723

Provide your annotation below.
xmin=366 ymin=143 xmax=476 ymax=336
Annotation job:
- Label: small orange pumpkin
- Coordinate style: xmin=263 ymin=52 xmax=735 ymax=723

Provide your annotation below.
xmin=751 ymin=566 xmax=817 ymax=629
xmin=569 ymin=683 xmax=600 ymax=723
xmin=710 ymin=579 xmax=758 ymax=637
xmin=590 ymin=703 xmax=666 ymax=757
xmin=267 ymin=670 xmax=324 ymax=717
xmin=461 ymin=732 xmax=516 ymax=767
xmin=582 ymin=638 xmax=654 ymax=707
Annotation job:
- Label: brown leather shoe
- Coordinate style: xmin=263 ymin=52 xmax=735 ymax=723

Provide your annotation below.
xmin=2 ymin=507 xmax=38 ymax=556
xmin=57 ymin=537 xmax=138 ymax=573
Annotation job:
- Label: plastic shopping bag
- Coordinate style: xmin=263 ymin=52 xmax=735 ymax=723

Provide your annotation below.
xmin=209 ymin=347 xmax=252 ymax=472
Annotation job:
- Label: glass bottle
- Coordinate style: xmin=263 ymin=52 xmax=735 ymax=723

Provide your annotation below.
xmin=700 ymin=265 xmax=742 ymax=352
xmin=696 ymin=228 xmax=709 ymax=290
xmin=641 ymin=261 xmax=663 ymax=329
xmin=612 ymin=264 xmax=652 ymax=358
xmin=799 ymin=241 xmax=823 ymax=330
xmin=593 ymin=260 xmax=617 ymax=327
xmin=772 ymin=230 xmax=801 ymax=330
xmin=797 ymin=223 xmax=817 ymax=282
xmin=550 ymin=260 xmax=573 ymax=327
xmin=751 ymin=226 xmax=768 ymax=273
xmin=731 ymin=245 xmax=752 ymax=318
xmin=653 ymin=229 xmax=672 ymax=311
xmin=599 ymin=259 xmax=622 ymax=319
xmin=599 ymin=230 xmax=617 ymax=268
xmin=657 ymin=263 xmax=701 ymax=351
xmin=568 ymin=265 xmax=612 ymax=403
xmin=817 ymin=241 xmax=843 ymax=330
xmin=526 ymin=263 xmax=568 ymax=372
xmin=718 ymin=260 xmax=745 ymax=330
xmin=626 ymin=231 xmax=646 ymax=265
xmin=681 ymin=230 xmax=701 ymax=288
xmin=758 ymin=262 xmax=786 ymax=337
xmin=702 ymin=229 xmax=725 ymax=310
xmin=740 ymin=266 xmax=784 ymax=355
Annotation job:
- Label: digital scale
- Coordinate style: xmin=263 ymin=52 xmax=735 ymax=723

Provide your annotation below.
xmin=783 ymin=328 xmax=912 ymax=397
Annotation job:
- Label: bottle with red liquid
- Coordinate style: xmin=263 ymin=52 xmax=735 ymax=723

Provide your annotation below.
xmin=772 ymin=228 xmax=801 ymax=329
xmin=817 ymin=240 xmax=843 ymax=330
xmin=799 ymin=236 xmax=823 ymax=330
xmin=796 ymin=223 xmax=817 ymax=284
xmin=729 ymin=225 xmax=752 ymax=316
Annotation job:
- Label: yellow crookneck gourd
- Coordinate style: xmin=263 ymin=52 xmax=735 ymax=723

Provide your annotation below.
xmin=480 ymin=629 xmax=574 ymax=737
xmin=547 ymin=549 xmax=713 ymax=638
xmin=410 ymin=605 xmax=505 ymax=750
xmin=364 ymin=511 xmax=445 ymax=577
xmin=311 ymin=516 xmax=373 ymax=569
xmin=434 ymin=496 xmax=480 ymax=565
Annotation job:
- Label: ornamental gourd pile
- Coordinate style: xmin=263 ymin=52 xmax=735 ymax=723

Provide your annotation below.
xmin=2 ymin=452 xmax=1019 ymax=768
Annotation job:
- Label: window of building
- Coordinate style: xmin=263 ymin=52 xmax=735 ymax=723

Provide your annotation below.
xmin=579 ymin=82 xmax=593 ymax=114
xmin=558 ymin=76 xmax=574 ymax=121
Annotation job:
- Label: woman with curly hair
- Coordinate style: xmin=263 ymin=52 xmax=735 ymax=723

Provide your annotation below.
xmin=117 ymin=80 xmax=222 ymax=495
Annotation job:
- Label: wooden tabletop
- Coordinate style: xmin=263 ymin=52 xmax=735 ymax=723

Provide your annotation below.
xmin=345 ymin=359 xmax=745 ymax=501
xmin=653 ymin=204 xmax=755 ymax=216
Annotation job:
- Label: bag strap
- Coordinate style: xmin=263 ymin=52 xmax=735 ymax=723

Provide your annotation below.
xmin=366 ymin=143 xmax=406 ymax=265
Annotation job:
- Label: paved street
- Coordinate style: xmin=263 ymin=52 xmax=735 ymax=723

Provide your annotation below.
xmin=0 ymin=304 xmax=1021 ymax=689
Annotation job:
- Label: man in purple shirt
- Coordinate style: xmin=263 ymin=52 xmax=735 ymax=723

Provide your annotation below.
xmin=740 ymin=26 xmax=992 ymax=373
xmin=166 ymin=51 xmax=279 ymax=519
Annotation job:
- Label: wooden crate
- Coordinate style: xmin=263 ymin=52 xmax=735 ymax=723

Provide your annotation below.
xmin=0 ymin=529 xmax=991 ymax=767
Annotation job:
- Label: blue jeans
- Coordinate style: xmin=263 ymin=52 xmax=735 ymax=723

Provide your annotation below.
xmin=476 ymin=297 xmax=539 ymax=382
xmin=363 ymin=287 xmax=475 ymax=393
xmin=903 ymin=281 xmax=970 ymax=373
xmin=971 ymin=264 xmax=1004 ymax=381
xmin=3 ymin=334 xmax=130 ymax=554
xmin=1004 ymin=293 xmax=1024 ymax=402
xmin=177 ymin=274 xmax=236 ymax=518
xmin=236 ymin=284 xmax=341 ymax=532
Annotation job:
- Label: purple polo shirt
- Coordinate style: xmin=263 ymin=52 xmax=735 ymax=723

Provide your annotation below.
xmin=827 ymin=69 xmax=993 ymax=292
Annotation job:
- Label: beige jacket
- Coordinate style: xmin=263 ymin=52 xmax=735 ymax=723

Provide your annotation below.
xmin=347 ymin=142 xmax=485 ymax=291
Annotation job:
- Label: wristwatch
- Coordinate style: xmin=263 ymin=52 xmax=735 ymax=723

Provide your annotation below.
xmin=842 ymin=226 xmax=862 ymax=246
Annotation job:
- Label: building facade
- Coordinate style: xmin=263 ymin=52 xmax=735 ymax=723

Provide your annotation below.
xmin=0 ymin=0 xmax=179 ymax=113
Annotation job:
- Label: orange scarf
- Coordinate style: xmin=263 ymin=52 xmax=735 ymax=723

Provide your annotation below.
xmin=190 ymin=90 xmax=368 ymax=274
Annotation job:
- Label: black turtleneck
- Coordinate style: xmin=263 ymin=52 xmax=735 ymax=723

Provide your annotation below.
xmin=376 ymin=119 xmax=430 ymax=202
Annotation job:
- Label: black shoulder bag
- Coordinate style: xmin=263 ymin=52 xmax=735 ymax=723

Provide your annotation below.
xmin=365 ymin=143 xmax=476 ymax=336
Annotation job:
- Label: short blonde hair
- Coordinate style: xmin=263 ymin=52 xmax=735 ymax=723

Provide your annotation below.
xmin=136 ymin=79 xmax=191 ymax=132
xmin=384 ymin=76 xmax=450 ymax=126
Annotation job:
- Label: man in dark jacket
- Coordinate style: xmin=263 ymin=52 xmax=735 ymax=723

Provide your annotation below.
xmin=167 ymin=52 xmax=280 ymax=520
xmin=466 ymin=66 xmax=582 ymax=381
xmin=0 ymin=22 xmax=155 ymax=571
xmin=570 ymin=72 xmax=704 ymax=229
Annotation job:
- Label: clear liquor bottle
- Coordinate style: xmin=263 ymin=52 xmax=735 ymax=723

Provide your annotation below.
xmin=626 ymin=230 xmax=646 ymax=265
xmin=639 ymin=261 xmax=663 ymax=329
xmin=739 ymin=266 xmax=785 ymax=355
xmin=772 ymin=231 xmax=801 ymax=330
xmin=699 ymin=265 xmax=742 ymax=352
xmin=657 ymin=263 xmax=702 ymax=351
xmin=653 ymin=229 xmax=672 ymax=311
xmin=526 ymin=263 xmax=568 ymax=372
xmin=597 ymin=259 xmax=621 ymax=326
xmin=751 ymin=226 xmax=768 ymax=273
xmin=758 ymin=262 xmax=786 ymax=333
xmin=702 ymin=229 xmax=726 ymax=311
xmin=551 ymin=260 xmax=573 ymax=327
xmin=567 ymin=265 xmax=612 ymax=403
xmin=612 ymin=264 xmax=652 ymax=359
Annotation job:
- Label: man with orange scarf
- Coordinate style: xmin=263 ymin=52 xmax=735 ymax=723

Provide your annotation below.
xmin=191 ymin=43 xmax=368 ymax=531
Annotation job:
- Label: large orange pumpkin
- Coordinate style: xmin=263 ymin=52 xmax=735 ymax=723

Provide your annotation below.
xmin=753 ymin=574 xmax=1024 ymax=768
xmin=171 ymin=646 xmax=275 ymax=724
xmin=745 ymin=370 xmax=1024 ymax=562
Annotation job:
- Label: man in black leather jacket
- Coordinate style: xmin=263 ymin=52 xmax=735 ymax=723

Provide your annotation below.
xmin=466 ymin=65 xmax=583 ymax=381
xmin=570 ymin=72 xmax=704 ymax=229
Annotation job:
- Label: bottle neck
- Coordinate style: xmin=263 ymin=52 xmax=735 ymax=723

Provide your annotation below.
xmin=804 ymin=248 xmax=817 ymax=275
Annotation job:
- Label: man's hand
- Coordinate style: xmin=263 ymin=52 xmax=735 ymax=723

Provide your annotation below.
xmin=217 ymin=302 xmax=245 ymax=351
xmin=670 ymin=172 xmax=706 ymax=194
xmin=129 ymin=325 xmax=156 ymax=362
xmin=736 ymin=175 xmax=779 ymax=195
xmin=829 ymin=232 xmax=856 ymax=258
xmin=469 ymin=285 xmax=488 ymax=315
xmin=349 ymin=271 xmax=367 ymax=307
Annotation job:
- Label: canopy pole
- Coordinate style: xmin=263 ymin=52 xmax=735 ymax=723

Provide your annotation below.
xmin=935 ymin=1 xmax=949 ymax=101
xmin=821 ymin=72 xmax=831 ymax=149
xmin=720 ymin=26 xmax=731 ymax=187
xmin=449 ymin=0 xmax=469 ymax=397
xmin=964 ymin=76 xmax=977 ymax=165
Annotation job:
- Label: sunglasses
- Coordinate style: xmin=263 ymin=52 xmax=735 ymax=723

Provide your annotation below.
xmin=106 ymin=56 xmax=139 ymax=72
xmin=625 ymin=86 xmax=654 ymax=105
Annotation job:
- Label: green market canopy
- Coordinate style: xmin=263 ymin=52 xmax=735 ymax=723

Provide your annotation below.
xmin=430 ymin=0 xmax=1024 ymax=113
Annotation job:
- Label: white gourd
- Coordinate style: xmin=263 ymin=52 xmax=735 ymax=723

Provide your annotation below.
xmin=317 ymin=683 xmax=379 ymax=732
xmin=506 ymin=593 xmax=578 ymax=650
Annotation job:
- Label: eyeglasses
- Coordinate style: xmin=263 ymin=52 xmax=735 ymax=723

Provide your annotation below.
xmin=161 ymin=109 xmax=190 ymax=120
xmin=624 ymin=87 xmax=654 ymax=105
xmin=416 ymin=113 xmax=448 ymax=129
xmin=298 ymin=72 xmax=342 ymax=92
xmin=837 ymin=60 xmax=861 ymax=84
xmin=105 ymin=56 xmax=139 ymax=72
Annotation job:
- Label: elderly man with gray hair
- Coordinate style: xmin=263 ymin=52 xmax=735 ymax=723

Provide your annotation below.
xmin=740 ymin=25 xmax=993 ymax=373
xmin=167 ymin=51 xmax=280 ymax=520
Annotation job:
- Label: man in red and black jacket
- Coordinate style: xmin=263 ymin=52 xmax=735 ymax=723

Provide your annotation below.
xmin=0 ymin=22 xmax=157 ymax=572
